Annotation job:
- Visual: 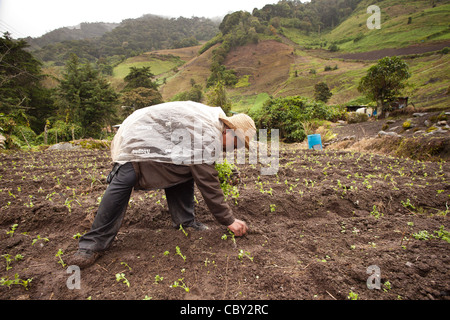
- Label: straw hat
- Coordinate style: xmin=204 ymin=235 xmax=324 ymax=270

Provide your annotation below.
xmin=219 ymin=113 xmax=256 ymax=149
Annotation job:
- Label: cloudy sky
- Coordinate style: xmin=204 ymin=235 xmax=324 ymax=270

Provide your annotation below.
xmin=0 ymin=0 xmax=288 ymax=38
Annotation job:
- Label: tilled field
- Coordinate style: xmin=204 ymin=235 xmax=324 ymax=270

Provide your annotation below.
xmin=0 ymin=145 xmax=449 ymax=300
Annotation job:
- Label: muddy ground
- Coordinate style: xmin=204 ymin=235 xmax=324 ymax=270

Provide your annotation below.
xmin=0 ymin=141 xmax=449 ymax=301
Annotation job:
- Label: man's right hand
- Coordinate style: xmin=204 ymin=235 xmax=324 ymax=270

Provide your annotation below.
xmin=227 ymin=219 xmax=248 ymax=237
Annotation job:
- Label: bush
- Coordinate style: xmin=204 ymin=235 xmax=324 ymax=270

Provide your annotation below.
xmin=254 ymin=96 xmax=345 ymax=142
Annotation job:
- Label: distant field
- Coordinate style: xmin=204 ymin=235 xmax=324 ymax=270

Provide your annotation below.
xmin=112 ymin=54 xmax=185 ymax=79
xmin=283 ymin=0 xmax=450 ymax=53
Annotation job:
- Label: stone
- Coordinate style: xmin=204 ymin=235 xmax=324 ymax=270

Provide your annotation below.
xmin=48 ymin=142 xmax=81 ymax=151
xmin=378 ymin=131 xmax=401 ymax=138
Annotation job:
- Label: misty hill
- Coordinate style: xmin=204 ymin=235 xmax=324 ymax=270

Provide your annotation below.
xmin=24 ymin=22 xmax=120 ymax=49
xmin=31 ymin=14 xmax=219 ymax=64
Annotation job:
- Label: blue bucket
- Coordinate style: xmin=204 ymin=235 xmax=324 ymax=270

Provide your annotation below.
xmin=307 ymin=134 xmax=322 ymax=150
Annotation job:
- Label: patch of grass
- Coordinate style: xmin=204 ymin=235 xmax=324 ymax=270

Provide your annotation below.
xmin=112 ymin=55 xmax=184 ymax=79
xmin=321 ymin=1 xmax=450 ymax=53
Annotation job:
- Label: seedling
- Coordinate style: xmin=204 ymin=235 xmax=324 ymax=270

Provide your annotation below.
xmin=6 ymin=223 xmax=18 ymax=237
xmin=401 ymin=199 xmax=416 ymax=212
xmin=222 ymin=230 xmax=237 ymax=247
xmin=383 ymin=281 xmax=392 ymax=292
xmin=115 ymin=273 xmax=130 ymax=287
xmin=348 ymin=290 xmax=359 ymax=300
xmin=370 ymin=205 xmax=383 ymax=219
xmin=179 ymin=224 xmax=188 ymax=237
xmin=175 ymin=246 xmax=186 ymax=262
xmin=171 ymin=278 xmax=189 ymax=292
xmin=32 ymin=235 xmax=49 ymax=246
xmin=0 ymin=273 xmax=32 ymax=290
xmin=154 ymin=274 xmax=164 ymax=283
xmin=55 ymin=249 xmax=66 ymax=267
xmin=435 ymin=225 xmax=450 ymax=243
xmin=121 ymin=262 xmax=132 ymax=271
xmin=412 ymin=230 xmax=433 ymax=241
xmin=237 ymin=249 xmax=254 ymax=262
xmin=270 ymin=204 xmax=276 ymax=212
xmin=2 ymin=254 xmax=23 ymax=271
xmin=72 ymin=232 xmax=83 ymax=239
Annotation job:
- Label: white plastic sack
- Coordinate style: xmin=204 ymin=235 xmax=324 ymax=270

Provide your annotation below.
xmin=111 ymin=101 xmax=226 ymax=165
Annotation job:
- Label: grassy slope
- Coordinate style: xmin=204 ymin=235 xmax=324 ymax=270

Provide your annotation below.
xmin=105 ymin=0 xmax=449 ymax=113
xmin=325 ymin=0 xmax=450 ymax=53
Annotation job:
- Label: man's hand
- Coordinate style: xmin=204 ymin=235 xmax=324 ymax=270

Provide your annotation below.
xmin=227 ymin=219 xmax=248 ymax=237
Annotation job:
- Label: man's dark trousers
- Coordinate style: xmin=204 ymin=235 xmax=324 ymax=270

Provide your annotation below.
xmin=78 ymin=162 xmax=195 ymax=252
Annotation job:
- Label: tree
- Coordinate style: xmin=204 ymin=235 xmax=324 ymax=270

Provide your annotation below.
xmin=0 ymin=32 xmax=55 ymax=133
xmin=206 ymin=81 xmax=232 ymax=115
xmin=57 ymin=54 xmax=119 ymax=138
xmin=121 ymin=87 xmax=163 ymax=117
xmin=120 ymin=66 xmax=163 ymax=115
xmin=314 ymin=82 xmax=332 ymax=103
xmin=123 ymin=66 xmax=158 ymax=91
xmin=358 ymin=56 xmax=410 ymax=116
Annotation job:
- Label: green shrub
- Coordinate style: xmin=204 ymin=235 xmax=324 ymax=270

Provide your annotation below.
xmin=254 ymin=96 xmax=345 ymax=142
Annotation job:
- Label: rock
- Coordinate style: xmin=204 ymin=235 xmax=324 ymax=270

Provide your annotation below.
xmin=0 ymin=134 xmax=5 ymax=149
xmin=426 ymin=128 xmax=447 ymax=135
xmin=413 ymin=113 xmax=428 ymax=117
xmin=388 ymin=126 xmax=400 ymax=132
xmin=413 ymin=130 xmax=426 ymax=136
xmin=48 ymin=142 xmax=81 ymax=151
xmin=378 ymin=131 xmax=401 ymax=138
xmin=386 ymin=120 xmax=396 ymax=124
xmin=424 ymin=120 xmax=431 ymax=127
xmin=437 ymin=120 xmax=447 ymax=126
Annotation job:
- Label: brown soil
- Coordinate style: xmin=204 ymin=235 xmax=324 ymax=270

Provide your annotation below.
xmin=0 ymin=143 xmax=449 ymax=301
xmin=224 ymin=40 xmax=295 ymax=95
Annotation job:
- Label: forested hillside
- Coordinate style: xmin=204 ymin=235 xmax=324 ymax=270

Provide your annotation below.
xmin=30 ymin=15 xmax=220 ymax=64
xmin=24 ymin=22 xmax=120 ymax=50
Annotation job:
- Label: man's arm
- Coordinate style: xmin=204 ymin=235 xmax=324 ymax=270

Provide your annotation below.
xmin=189 ymin=164 xmax=248 ymax=236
